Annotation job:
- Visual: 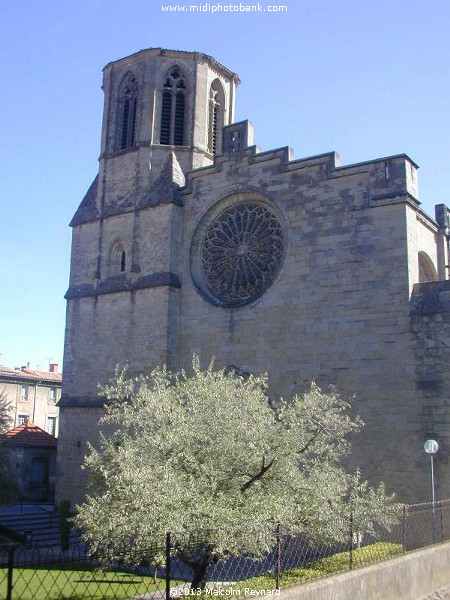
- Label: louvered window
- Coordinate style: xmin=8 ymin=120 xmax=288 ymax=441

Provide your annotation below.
xmin=212 ymin=104 xmax=219 ymax=154
xmin=208 ymin=80 xmax=225 ymax=155
xmin=160 ymin=67 xmax=186 ymax=145
xmin=117 ymin=74 xmax=138 ymax=150
xmin=174 ymin=93 xmax=185 ymax=145
xmin=160 ymin=92 xmax=172 ymax=145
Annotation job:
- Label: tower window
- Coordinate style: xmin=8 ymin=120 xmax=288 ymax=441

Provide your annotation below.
xmin=117 ymin=74 xmax=138 ymax=151
xmin=208 ymin=80 xmax=225 ymax=155
xmin=110 ymin=242 xmax=127 ymax=276
xmin=418 ymin=252 xmax=438 ymax=283
xmin=160 ymin=67 xmax=186 ymax=146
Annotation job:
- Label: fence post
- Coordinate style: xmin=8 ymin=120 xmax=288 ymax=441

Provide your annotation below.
xmin=440 ymin=505 xmax=444 ymax=542
xmin=165 ymin=532 xmax=171 ymax=600
xmin=349 ymin=512 xmax=353 ymax=571
xmin=402 ymin=505 xmax=406 ymax=553
xmin=275 ymin=522 xmax=281 ymax=589
xmin=7 ymin=545 xmax=14 ymax=600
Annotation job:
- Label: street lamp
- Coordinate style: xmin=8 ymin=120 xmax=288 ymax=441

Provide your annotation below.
xmin=424 ymin=439 xmax=439 ymax=504
xmin=424 ymin=439 xmax=439 ymax=541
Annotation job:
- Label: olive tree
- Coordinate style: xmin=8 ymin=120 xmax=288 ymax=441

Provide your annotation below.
xmin=0 ymin=388 xmax=19 ymax=504
xmin=75 ymin=358 xmax=400 ymax=588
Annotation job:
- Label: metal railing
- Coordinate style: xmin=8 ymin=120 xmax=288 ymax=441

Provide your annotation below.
xmin=1 ymin=499 xmax=449 ymax=600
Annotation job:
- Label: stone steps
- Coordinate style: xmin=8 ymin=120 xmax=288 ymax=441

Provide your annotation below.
xmin=0 ymin=506 xmax=79 ymax=546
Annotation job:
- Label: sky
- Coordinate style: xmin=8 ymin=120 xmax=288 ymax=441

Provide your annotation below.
xmin=0 ymin=0 xmax=449 ymax=371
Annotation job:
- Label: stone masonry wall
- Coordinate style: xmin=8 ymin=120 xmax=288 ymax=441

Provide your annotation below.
xmin=411 ymin=281 xmax=450 ymax=501
xmin=177 ymin=140 xmax=438 ymax=502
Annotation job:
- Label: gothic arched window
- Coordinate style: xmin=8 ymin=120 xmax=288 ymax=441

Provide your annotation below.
xmin=117 ymin=73 xmax=138 ymax=151
xmin=208 ymin=80 xmax=225 ymax=155
xmin=418 ymin=251 xmax=438 ymax=283
xmin=110 ymin=241 xmax=126 ymax=276
xmin=160 ymin=66 xmax=186 ymax=146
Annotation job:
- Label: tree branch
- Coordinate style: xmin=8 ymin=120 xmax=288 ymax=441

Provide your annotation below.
xmin=241 ymin=455 xmax=275 ymax=492
xmin=298 ymin=430 xmax=321 ymax=454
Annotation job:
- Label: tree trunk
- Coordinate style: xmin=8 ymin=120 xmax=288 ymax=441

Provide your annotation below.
xmin=178 ymin=545 xmax=214 ymax=591
xmin=190 ymin=556 xmax=211 ymax=590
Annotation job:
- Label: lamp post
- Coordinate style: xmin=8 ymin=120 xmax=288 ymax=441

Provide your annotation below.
xmin=424 ymin=439 xmax=439 ymax=541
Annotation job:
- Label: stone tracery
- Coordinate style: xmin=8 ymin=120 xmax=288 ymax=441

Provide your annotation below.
xmin=200 ymin=202 xmax=284 ymax=306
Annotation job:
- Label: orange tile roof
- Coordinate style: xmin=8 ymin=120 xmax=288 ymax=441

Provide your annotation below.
xmin=2 ymin=422 xmax=57 ymax=447
xmin=0 ymin=365 xmax=17 ymax=376
xmin=20 ymin=368 xmax=62 ymax=382
xmin=0 ymin=365 xmax=62 ymax=383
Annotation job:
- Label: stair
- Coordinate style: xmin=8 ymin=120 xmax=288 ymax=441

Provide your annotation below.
xmin=0 ymin=505 xmax=80 ymax=547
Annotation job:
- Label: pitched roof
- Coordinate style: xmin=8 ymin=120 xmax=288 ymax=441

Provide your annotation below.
xmin=0 ymin=365 xmax=62 ymax=384
xmin=70 ymin=174 xmax=99 ymax=227
xmin=20 ymin=368 xmax=62 ymax=383
xmin=0 ymin=365 xmax=16 ymax=376
xmin=2 ymin=422 xmax=57 ymax=447
xmin=138 ymin=151 xmax=185 ymax=210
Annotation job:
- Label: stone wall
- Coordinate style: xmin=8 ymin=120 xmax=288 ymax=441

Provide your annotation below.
xmin=176 ymin=128 xmax=442 ymax=501
xmin=411 ymin=281 xmax=450 ymax=500
xmin=279 ymin=542 xmax=450 ymax=600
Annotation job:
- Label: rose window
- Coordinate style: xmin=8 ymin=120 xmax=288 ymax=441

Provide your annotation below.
xmin=199 ymin=203 xmax=284 ymax=307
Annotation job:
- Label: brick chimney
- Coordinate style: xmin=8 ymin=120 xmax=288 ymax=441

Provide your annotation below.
xmin=49 ymin=363 xmax=58 ymax=373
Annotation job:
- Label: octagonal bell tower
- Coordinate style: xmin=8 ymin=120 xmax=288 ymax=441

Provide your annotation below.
xmin=57 ymin=49 xmax=239 ymax=504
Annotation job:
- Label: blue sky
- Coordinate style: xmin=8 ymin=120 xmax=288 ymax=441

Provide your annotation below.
xmin=0 ymin=0 xmax=449 ymax=371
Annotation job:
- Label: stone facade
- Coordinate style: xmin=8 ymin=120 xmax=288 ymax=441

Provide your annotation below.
xmin=57 ymin=48 xmax=450 ymax=505
xmin=3 ymin=422 xmax=57 ymax=502
xmin=0 ymin=363 xmax=61 ymax=436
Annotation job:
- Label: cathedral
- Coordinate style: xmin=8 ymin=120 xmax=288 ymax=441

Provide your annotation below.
xmin=57 ymin=48 xmax=450 ymax=505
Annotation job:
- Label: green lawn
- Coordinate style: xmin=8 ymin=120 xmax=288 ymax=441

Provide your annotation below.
xmin=0 ymin=543 xmax=403 ymax=599
xmin=0 ymin=565 xmax=177 ymax=600
xmin=229 ymin=542 xmax=404 ymax=594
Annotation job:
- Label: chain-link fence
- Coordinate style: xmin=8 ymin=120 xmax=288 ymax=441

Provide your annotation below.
xmin=1 ymin=500 xmax=450 ymax=600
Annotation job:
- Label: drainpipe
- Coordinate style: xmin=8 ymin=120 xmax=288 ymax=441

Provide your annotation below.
xmin=32 ymin=382 xmax=37 ymax=423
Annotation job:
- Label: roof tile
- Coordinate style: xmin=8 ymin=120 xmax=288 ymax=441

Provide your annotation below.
xmin=2 ymin=422 xmax=57 ymax=447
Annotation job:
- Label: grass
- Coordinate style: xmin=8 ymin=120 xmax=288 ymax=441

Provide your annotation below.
xmin=0 ymin=543 xmax=403 ymax=599
xmin=226 ymin=542 xmax=404 ymax=594
xmin=0 ymin=564 xmax=183 ymax=600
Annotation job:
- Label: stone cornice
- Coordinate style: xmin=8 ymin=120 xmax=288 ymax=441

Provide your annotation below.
xmin=65 ymin=272 xmax=181 ymax=299
xmin=102 ymin=48 xmax=240 ymax=85
xmin=58 ymin=395 xmax=109 ymax=408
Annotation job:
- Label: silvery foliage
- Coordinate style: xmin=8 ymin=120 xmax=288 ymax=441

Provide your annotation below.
xmin=0 ymin=388 xmax=12 ymax=434
xmin=75 ymin=357 xmax=401 ymax=563
xmin=0 ymin=388 xmax=19 ymax=504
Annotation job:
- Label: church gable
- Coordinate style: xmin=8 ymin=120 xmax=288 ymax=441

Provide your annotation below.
xmin=57 ymin=47 xmax=450 ymax=508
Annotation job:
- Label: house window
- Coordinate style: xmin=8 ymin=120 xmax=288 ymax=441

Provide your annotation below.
xmin=160 ymin=66 xmax=186 ymax=146
xmin=17 ymin=414 xmax=28 ymax=426
xmin=117 ymin=73 xmax=138 ymax=151
xmin=208 ymin=80 xmax=225 ymax=155
xmin=46 ymin=416 xmax=57 ymax=437
xmin=49 ymin=387 xmax=57 ymax=403
xmin=20 ymin=384 xmax=29 ymax=401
